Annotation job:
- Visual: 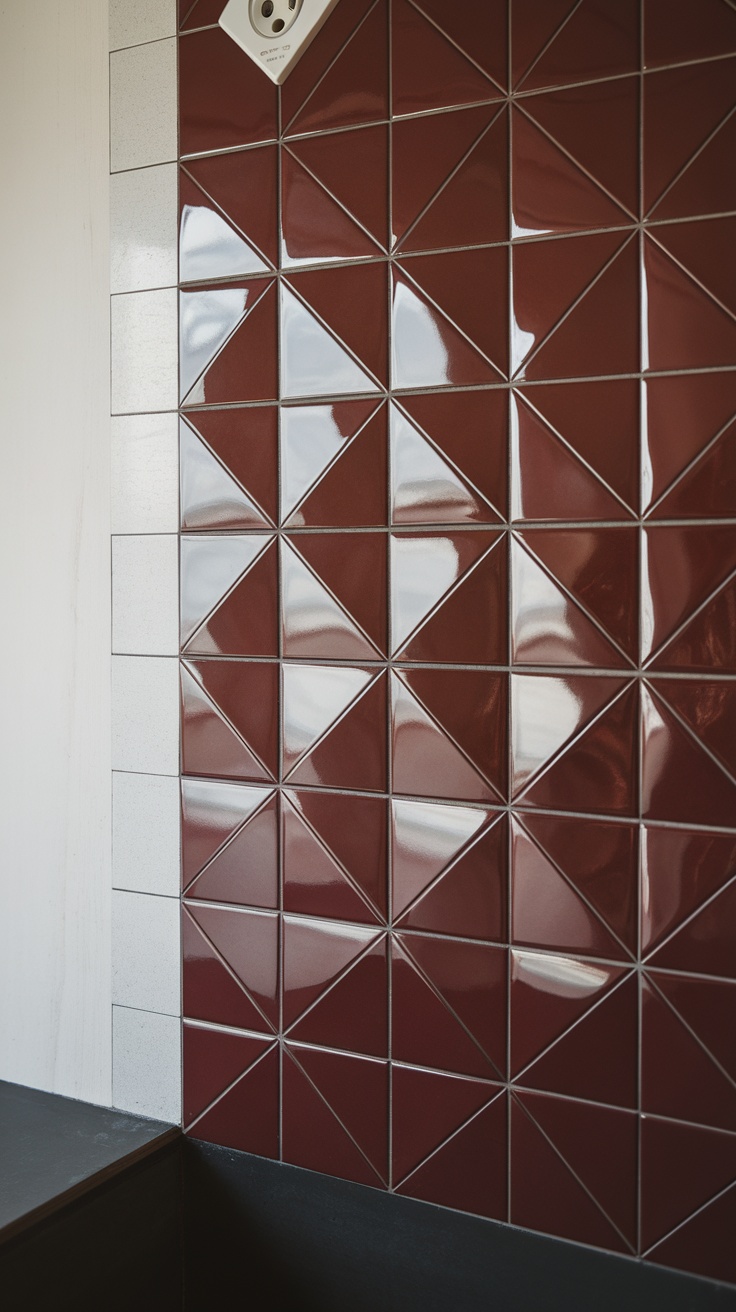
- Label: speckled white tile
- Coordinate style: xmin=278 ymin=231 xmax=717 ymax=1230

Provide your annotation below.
xmin=112 ymin=656 xmax=180 ymax=775
xmin=111 ymin=164 xmax=178 ymax=294
xmin=112 ymin=535 xmax=179 ymax=656
xmin=111 ymin=412 xmax=179 ymax=534
xmin=110 ymin=38 xmax=177 ymax=172
xmin=111 ymin=289 xmax=178 ymax=414
xmin=110 ymin=0 xmax=177 ymax=51
xmin=112 ymin=890 xmax=180 ymax=1015
xmin=113 ymin=1006 xmax=181 ymax=1123
xmin=113 ymin=772 xmax=181 ymax=896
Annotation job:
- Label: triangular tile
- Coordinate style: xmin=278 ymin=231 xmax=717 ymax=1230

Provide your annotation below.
xmin=190 ymin=1045 xmax=279 ymax=1159
xmin=394 ymin=669 xmax=506 ymax=802
xmin=293 ymin=532 xmax=387 ymax=654
xmin=641 ymin=1116 xmax=736 ymax=1251
xmin=179 ymin=284 xmax=257 ymax=400
xmin=392 ymin=0 xmax=498 ymax=116
xmin=522 ymin=812 xmax=638 ymax=952
xmin=288 ymin=938 xmax=388 ymax=1057
xmin=183 ymin=145 xmax=278 ymax=266
xmin=403 ymin=107 xmax=509 ymax=254
xmin=392 ymin=940 xmax=501 ymax=1079
xmin=652 ymin=575 xmax=736 ymax=674
xmin=183 ymin=540 xmax=278 ymax=658
xmin=647 ymin=1184 xmax=736 ymax=1285
xmin=641 ymin=825 xmax=736 ymax=957
xmin=280 ymin=400 xmax=379 ymax=523
xmin=391 ymin=105 xmax=496 ymax=248
xmin=525 ymin=76 xmax=640 ymax=215
xmin=282 ymin=663 xmax=373 ymax=774
xmin=512 ymin=107 xmax=630 ymax=238
xmin=288 ymin=789 xmax=388 ymax=920
xmin=512 ymin=818 xmax=625 ymax=958
xmin=282 ymin=1051 xmax=383 ymax=1188
xmin=511 ymin=230 xmax=626 ymax=376
xmin=642 ymin=978 xmax=736 ymax=1131
xmin=521 ymin=682 xmax=639 ymax=815
xmin=183 ymin=780 xmax=277 ymax=907
xmin=521 ymin=0 xmax=639 ymax=91
xmin=183 ymin=406 xmax=278 ymax=526
xmin=398 ymin=1094 xmax=507 ymax=1220
xmin=282 ymin=795 xmax=378 ymax=924
xmin=184 ymin=659 xmax=279 ymax=778
xmin=399 ymin=816 xmax=507 ymax=943
xmin=399 ymin=390 xmax=508 ymax=519
xmin=280 ymin=0 xmax=375 ymax=130
xmin=655 ymin=678 xmax=736 ymax=779
xmin=643 ymin=372 xmax=736 ymax=512
xmin=642 ymin=526 xmax=736 ymax=663
xmin=181 ymin=663 xmax=274 ymax=782
xmin=290 ymin=125 xmax=389 ymax=251
xmin=652 ymin=217 xmax=736 ymax=318
xmin=390 ymin=530 xmax=499 ymax=655
xmin=654 ymin=973 xmax=736 ymax=1079
xmin=287 ymin=0 xmax=389 ymax=136
xmin=525 ymin=236 xmax=639 ymax=381
xmin=644 ymin=0 xmax=736 ymax=69
xmin=391 ymin=404 xmax=500 ymax=525
xmin=652 ymin=880 xmax=736 ymax=981
xmin=188 ymin=904 xmax=279 ymax=1027
xmin=286 ymin=405 xmax=387 ymax=528
xmin=520 ymin=527 xmax=638 ymax=661
xmin=288 ymin=673 xmax=387 ymax=794
xmin=280 ymin=151 xmax=381 ymax=267
xmin=180 ymin=535 xmax=270 ymax=646
xmin=653 ymin=109 xmax=736 ymax=221
xmin=401 ymin=538 xmax=508 ymax=665
xmin=182 ymin=907 xmax=275 ymax=1031
xmin=289 ymin=263 xmax=388 ymax=388
xmin=181 ymin=777 xmax=269 ymax=886
xmin=399 ymin=248 xmax=508 ymax=376
xmin=391 ymin=674 xmax=498 ymax=804
xmin=392 ymin=268 xmax=502 ymax=389
xmin=510 ymin=950 xmax=626 ymax=1076
xmin=290 ymin=1046 xmax=388 ymax=1182
xmin=526 ymin=379 xmax=640 ymax=513
xmin=518 ymin=1091 xmax=637 ymax=1245
xmin=183 ymin=1024 xmax=272 ymax=1126
xmin=511 ymin=1096 xmax=630 ymax=1251
xmin=183 ymin=282 xmax=278 ymax=406
xmin=180 ymin=419 xmax=272 ymax=531
xmin=511 ymin=538 xmax=627 ymax=668
xmin=179 ymin=27 xmax=278 ymax=157
xmin=643 ymin=232 xmax=736 ymax=372
xmin=644 ymin=58 xmax=736 ymax=214
xmin=391 ymin=1065 xmax=498 ymax=1185
xmin=642 ymin=684 xmax=736 ymax=825
xmin=511 ymin=673 xmax=625 ymax=795
xmin=511 ymin=0 xmax=577 ymax=87
xmin=415 ymin=0 xmax=507 ymax=87
xmin=283 ymin=918 xmax=379 ymax=1026
xmin=392 ymin=798 xmax=492 ymax=919
xmin=519 ymin=974 xmax=638 ymax=1108
xmin=180 ymin=172 xmax=269 ymax=282
xmin=399 ymin=933 xmax=507 ymax=1076
xmin=281 ymin=541 xmax=378 ymax=661
xmin=653 ymin=422 xmax=736 ymax=521
xmin=280 ymin=284 xmax=381 ymax=399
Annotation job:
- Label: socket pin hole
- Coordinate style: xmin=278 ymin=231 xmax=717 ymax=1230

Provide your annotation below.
xmin=272 ymin=17 xmax=285 ymax=30
xmin=261 ymin=1 xmax=274 ymax=15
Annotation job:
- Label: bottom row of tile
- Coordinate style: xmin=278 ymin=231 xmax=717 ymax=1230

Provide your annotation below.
xmin=182 ymin=1023 xmax=736 ymax=1285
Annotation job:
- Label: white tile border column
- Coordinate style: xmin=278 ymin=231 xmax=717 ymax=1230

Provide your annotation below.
xmin=109 ymin=0 xmax=181 ymax=1122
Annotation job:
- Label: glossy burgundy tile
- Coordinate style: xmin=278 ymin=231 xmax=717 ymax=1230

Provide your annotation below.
xmin=283 ymin=788 xmax=387 ymax=924
xmin=642 ymin=973 xmax=736 ymax=1132
xmin=282 ymin=1046 xmax=387 ymax=1187
xmin=641 ymin=682 xmax=736 ymax=827
xmin=180 ymin=409 xmax=278 ymax=532
xmin=510 ymin=948 xmax=628 ymax=1077
xmin=644 ymin=0 xmax=736 ymax=68
xmin=642 ymin=372 xmax=736 ymax=515
xmin=640 ymin=1115 xmax=736 ymax=1257
xmin=391 ymin=531 xmax=507 ymax=665
xmin=179 ymin=172 xmax=269 ymax=284
xmin=642 ymin=826 xmax=736 ymax=976
xmin=517 ymin=0 xmax=639 ymax=92
xmin=280 ymin=401 xmax=387 ymax=528
xmin=183 ymin=903 xmax=279 ymax=1030
xmin=284 ymin=531 xmax=387 ymax=656
xmin=394 ymin=391 xmax=508 ymax=523
xmin=392 ymin=934 xmax=507 ymax=1079
xmin=391 ymin=668 xmax=507 ymax=804
xmin=180 ymin=281 xmax=278 ymax=407
xmin=288 ymin=126 xmax=390 ymax=252
xmin=286 ymin=0 xmax=389 ymax=136
xmin=181 ymin=658 xmax=279 ymax=782
xmin=283 ymin=918 xmax=388 ymax=1056
xmin=280 ymin=0 xmax=374 ymax=132
xmin=391 ymin=265 xmax=502 ymax=390
xmin=181 ymin=778 xmax=278 ymax=908
xmin=179 ymin=27 xmax=278 ymax=156
xmin=643 ymin=58 xmax=736 ymax=216
xmin=399 ymin=248 xmax=509 ymax=380
xmin=186 ymin=1040 xmax=280 ymax=1159
xmin=652 ymin=110 xmax=736 ymax=222
xmin=413 ymin=0 xmax=507 ymax=91
xmin=285 ymin=263 xmax=388 ymax=390
xmin=512 ymin=106 xmax=630 ymax=239
xmin=181 ymin=535 xmax=278 ymax=658
xmin=183 ymin=1023 xmax=271 ymax=1127
xmin=392 ymin=0 xmax=500 ymax=117
xmin=283 ymin=664 xmax=387 ymax=793
xmin=181 ymin=146 xmax=278 ymax=272
xmin=642 ymin=526 xmax=736 ymax=666
xmin=280 ymin=151 xmax=380 ymax=267
xmin=643 ymin=234 xmax=736 ymax=373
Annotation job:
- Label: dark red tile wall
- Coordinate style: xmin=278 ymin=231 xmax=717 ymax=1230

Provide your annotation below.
xmin=178 ymin=0 xmax=736 ymax=1285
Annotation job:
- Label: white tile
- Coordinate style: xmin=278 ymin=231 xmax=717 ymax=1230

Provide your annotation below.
xmin=112 ymin=655 xmax=180 ymax=775
xmin=110 ymin=0 xmax=177 ymax=51
xmin=112 ymin=890 xmax=180 ymax=1014
xmin=111 ymin=412 xmax=179 ymax=534
xmin=113 ymin=772 xmax=181 ymax=896
xmin=111 ymin=289 xmax=178 ymax=414
xmin=112 ymin=535 xmax=179 ymax=656
xmin=111 ymin=164 xmax=178 ymax=294
xmin=113 ymin=1006 xmax=181 ymax=1123
xmin=110 ymin=38 xmax=177 ymax=173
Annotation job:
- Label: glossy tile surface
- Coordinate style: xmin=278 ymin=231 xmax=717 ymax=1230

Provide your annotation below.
xmin=178 ymin=3 xmax=736 ymax=1284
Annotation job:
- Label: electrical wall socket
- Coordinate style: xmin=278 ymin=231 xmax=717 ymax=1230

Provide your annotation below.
xmin=219 ymin=0 xmax=342 ymax=84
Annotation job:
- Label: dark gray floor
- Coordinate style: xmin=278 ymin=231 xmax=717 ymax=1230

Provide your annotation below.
xmin=0 ymin=1078 xmax=175 ymax=1236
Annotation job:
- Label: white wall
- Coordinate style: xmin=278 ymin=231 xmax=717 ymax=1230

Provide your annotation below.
xmin=0 ymin=0 xmax=112 ymax=1103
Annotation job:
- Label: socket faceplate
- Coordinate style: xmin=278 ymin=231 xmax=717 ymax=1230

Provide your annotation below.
xmin=219 ymin=0 xmax=342 ymax=84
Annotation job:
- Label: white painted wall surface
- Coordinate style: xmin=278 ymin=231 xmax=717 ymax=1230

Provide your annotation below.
xmin=0 ymin=1 xmax=112 ymax=1103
